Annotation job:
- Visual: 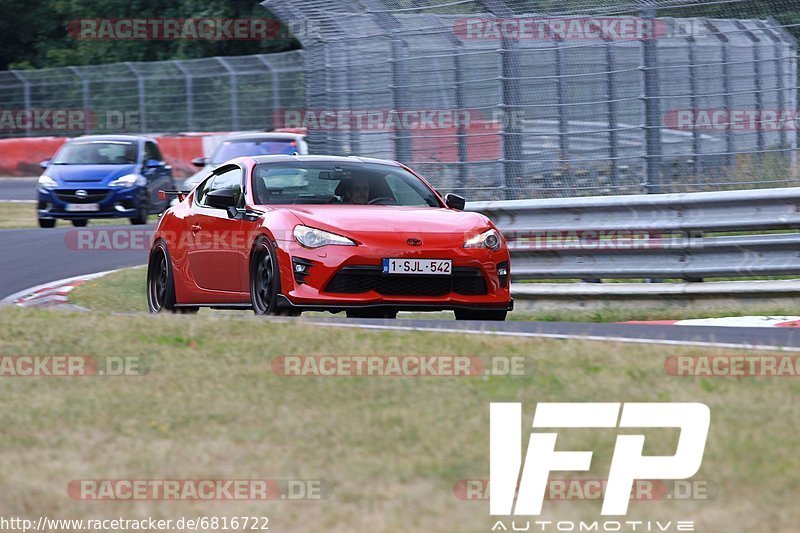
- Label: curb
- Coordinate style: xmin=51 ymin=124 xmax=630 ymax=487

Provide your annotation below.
xmin=0 ymin=270 xmax=119 ymax=308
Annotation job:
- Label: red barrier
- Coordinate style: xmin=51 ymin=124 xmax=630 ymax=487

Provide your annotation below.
xmin=0 ymin=135 xmax=206 ymax=178
xmin=0 ymin=137 xmax=67 ymax=176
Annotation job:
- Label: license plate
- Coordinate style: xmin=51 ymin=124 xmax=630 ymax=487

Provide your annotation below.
xmin=66 ymin=203 xmax=99 ymax=212
xmin=382 ymin=258 xmax=452 ymax=275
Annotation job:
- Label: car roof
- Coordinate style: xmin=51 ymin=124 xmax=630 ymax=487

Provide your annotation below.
xmin=221 ymin=132 xmax=305 ymax=142
xmin=68 ymin=135 xmax=154 ymax=143
xmin=246 ymin=154 xmax=402 ymax=167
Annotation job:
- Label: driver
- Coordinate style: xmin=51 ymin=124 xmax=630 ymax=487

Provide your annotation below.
xmin=342 ymin=176 xmax=370 ymax=204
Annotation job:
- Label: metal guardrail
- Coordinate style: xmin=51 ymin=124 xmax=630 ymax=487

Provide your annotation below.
xmin=469 ymin=187 xmax=800 ymax=282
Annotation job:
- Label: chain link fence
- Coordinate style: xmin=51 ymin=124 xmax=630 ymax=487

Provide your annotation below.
xmin=1 ymin=1 xmax=799 ymax=199
xmin=0 ymin=50 xmax=304 ymax=137
xmin=264 ymin=0 xmax=800 ymax=199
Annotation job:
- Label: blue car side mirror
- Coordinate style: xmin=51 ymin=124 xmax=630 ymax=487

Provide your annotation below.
xmin=145 ymin=159 xmax=163 ymax=169
xmin=40 ymin=160 xmax=50 ymax=169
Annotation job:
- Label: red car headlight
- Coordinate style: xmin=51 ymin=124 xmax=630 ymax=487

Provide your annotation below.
xmin=294 ymin=225 xmax=356 ymax=249
xmin=464 ymin=229 xmax=502 ymax=251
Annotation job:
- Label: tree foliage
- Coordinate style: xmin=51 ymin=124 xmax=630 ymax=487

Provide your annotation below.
xmin=0 ymin=0 xmax=299 ymax=70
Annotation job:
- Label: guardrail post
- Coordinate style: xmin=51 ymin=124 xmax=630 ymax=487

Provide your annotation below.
xmin=640 ymin=2 xmax=662 ymax=194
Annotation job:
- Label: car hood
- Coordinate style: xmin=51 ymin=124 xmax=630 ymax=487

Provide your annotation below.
xmin=46 ymin=164 xmax=138 ymax=184
xmin=281 ymin=205 xmax=490 ymax=236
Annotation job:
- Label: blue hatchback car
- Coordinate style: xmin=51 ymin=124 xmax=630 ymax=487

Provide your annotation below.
xmin=37 ymin=135 xmax=174 ymax=227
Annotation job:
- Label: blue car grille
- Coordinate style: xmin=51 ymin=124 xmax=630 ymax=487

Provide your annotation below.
xmin=53 ymin=190 xmax=110 ymax=203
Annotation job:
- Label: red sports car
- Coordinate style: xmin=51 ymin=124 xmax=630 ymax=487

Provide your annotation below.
xmin=146 ymin=155 xmax=512 ymax=320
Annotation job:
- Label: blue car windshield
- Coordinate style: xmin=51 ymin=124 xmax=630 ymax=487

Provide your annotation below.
xmin=52 ymin=141 xmax=138 ymax=165
xmin=210 ymin=140 xmax=298 ymax=164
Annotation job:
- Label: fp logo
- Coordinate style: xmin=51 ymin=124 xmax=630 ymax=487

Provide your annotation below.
xmin=490 ymin=403 xmax=710 ymax=516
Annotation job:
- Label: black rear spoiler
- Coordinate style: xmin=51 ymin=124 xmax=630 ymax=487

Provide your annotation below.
xmin=158 ymin=190 xmax=190 ymax=202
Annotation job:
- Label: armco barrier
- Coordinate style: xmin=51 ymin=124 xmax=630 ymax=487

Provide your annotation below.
xmin=469 ymin=187 xmax=800 ymax=284
xmin=0 ymin=134 xmax=209 ymax=178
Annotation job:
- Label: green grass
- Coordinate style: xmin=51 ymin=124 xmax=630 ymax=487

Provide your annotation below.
xmin=70 ymin=267 xmax=800 ymax=323
xmin=0 ymin=201 xmax=153 ymax=229
xmin=0 ymin=308 xmax=798 ymax=531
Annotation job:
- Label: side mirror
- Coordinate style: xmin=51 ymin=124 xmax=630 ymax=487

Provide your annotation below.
xmin=145 ymin=159 xmax=163 ymax=168
xmin=444 ymin=193 xmax=466 ymax=211
xmin=191 ymin=157 xmax=207 ymax=168
xmin=40 ymin=160 xmax=50 ymax=169
xmin=206 ymin=188 xmax=238 ymax=210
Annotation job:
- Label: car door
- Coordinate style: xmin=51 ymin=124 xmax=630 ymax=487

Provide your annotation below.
xmin=185 ymin=165 xmax=246 ymax=293
xmin=142 ymin=141 xmax=172 ymax=211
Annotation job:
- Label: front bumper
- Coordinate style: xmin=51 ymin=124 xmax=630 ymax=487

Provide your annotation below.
xmin=274 ymin=239 xmax=512 ymax=311
xmin=37 ymin=186 xmax=142 ymax=219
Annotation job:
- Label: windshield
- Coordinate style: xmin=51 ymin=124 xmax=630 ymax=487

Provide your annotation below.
xmin=211 ymin=139 xmax=298 ymax=164
xmin=52 ymin=141 xmax=138 ymax=165
xmin=252 ymin=162 xmax=442 ymax=207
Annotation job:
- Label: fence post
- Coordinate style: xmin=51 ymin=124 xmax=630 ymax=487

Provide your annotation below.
xmin=256 ymin=55 xmax=282 ymax=132
xmin=125 ymin=62 xmax=147 ymax=132
xmin=217 ymin=58 xmax=239 ymax=131
xmin=390 ymin=40 xmax=413 ymax=163
xmin=686 ymin=35 xmax=701 ymax=186
xmin=9 ymin=71 xmax=32 ymax=137
xmin=553 ymin=35 xmax=570 ymax=177
xmin=640 ymin=2 xmax=662 ymax=194
xmin=735 ymin=22 xmax=764 ymax=166
xmin=603 ymin=35 xmax=620 ymax=188
xmin=703 ymin=20 xmax=736 ymax=169
xmin=173 ymin=61 xmax=194 ymax=132
xmin=68 ymin=67 xmax=91 ymax=134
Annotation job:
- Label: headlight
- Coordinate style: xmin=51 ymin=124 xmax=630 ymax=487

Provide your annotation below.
xmin=464 ymin=228 xmax=502 ymax=251
xmin=294 ymin=225 xmax=356 ymax=248
xmin=109 ymin=174 xmax=146 ymax=187
xmin=37 ymin=175 xmax=58 ymax=189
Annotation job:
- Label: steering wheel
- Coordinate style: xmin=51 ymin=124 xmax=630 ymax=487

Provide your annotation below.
xmin=367 ymin=197 xmax=397 ymax=205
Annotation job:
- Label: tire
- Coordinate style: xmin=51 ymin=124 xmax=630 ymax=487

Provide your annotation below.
xmin=346 ymin=309 xmax=398 ymax=319
xmin=147 ymin=242 xmax=177 ymax=313
xmin=454 ymin=309 xmax=507 ymax=321
xmin=38 ymin=218 xmax=56 ymax=228
xmin=250 ymin=237 xmax=280 ymax=315
xmin=71 ymin=219 xmax=88 ymax=227
xmin=130 ymin=195 xmax=148 ymax=225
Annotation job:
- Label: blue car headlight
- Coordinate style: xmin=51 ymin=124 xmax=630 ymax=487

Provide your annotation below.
xmin=37 ymin=175 xmax=58 ymax=190
xmin=109 ymin=174 xmax=146 ymax=188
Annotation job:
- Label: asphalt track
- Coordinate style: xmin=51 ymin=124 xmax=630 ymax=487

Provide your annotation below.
xmin=0 ymin=177 xmax=37 ymax=201
xmin=0 ymin=225 xmax=152 ymax=300
xmin=3 ymin=177 xmax=800 ymax=350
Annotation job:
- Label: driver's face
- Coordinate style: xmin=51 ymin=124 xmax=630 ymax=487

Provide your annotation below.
xmin=346 ymin=178 xmax=370 ymax=204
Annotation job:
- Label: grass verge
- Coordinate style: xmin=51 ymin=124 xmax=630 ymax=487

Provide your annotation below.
xmin=0 ymin=201 xmax=152 ymax=229
xmin=0 ymin=307 xmax=797 ymax=531
xmin=70 ymin=267 xmax=800 ymax=322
